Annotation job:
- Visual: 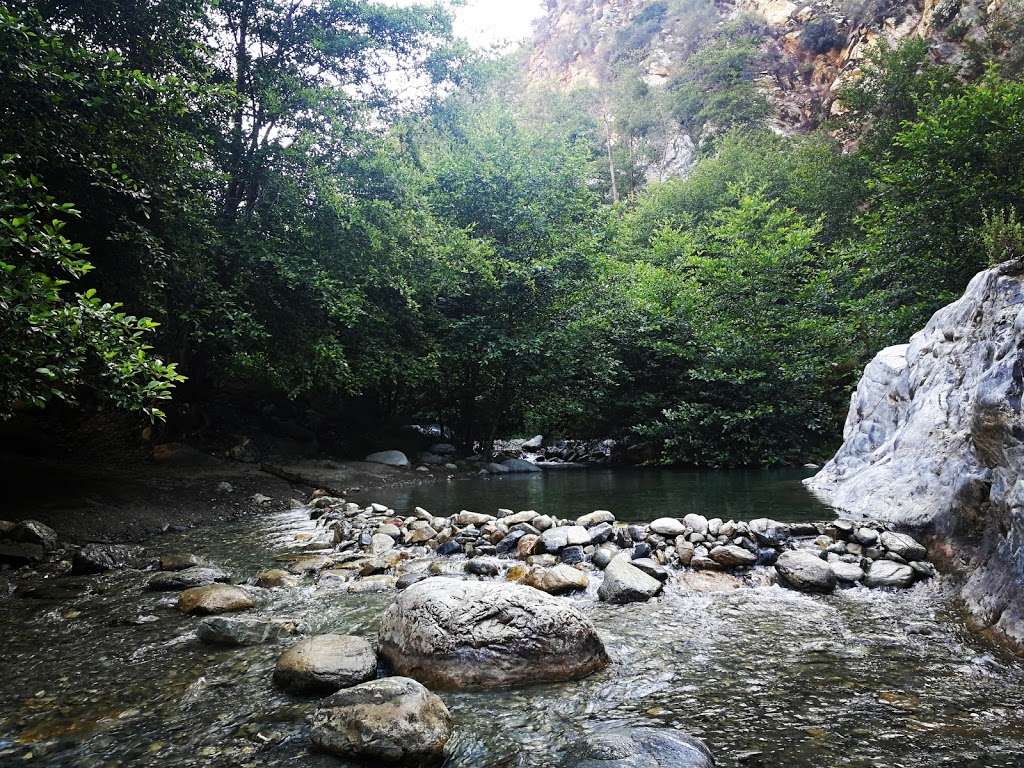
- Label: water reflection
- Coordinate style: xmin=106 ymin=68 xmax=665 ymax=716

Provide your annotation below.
xmin=354 ymin=467 xmax=831 ymax=523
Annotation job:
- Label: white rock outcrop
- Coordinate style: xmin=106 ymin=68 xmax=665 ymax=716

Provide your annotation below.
xmin=807 ymin=262 xmax=1024 ymax=649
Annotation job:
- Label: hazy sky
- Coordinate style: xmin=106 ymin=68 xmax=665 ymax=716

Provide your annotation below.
xmin=452 ymin=0 xmax=547 ymax=49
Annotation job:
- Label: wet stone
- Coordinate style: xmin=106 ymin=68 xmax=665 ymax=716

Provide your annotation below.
xmin=147 ymin=566 xmax=229 ymax=591
xmin=273 ymin=634 xmax=377 ymax=695
xmin=178 ymin=584 xmax=255 ymax=615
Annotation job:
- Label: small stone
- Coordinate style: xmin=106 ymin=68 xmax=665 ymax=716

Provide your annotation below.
xmin=197 ymin=616 xmax=302 ymax=646
xmin=465 ymin=557 xmax=500 ymax=577
xmin=683 ymin=514 xmax=709 ymax=534
xmin=273 ymin=634 xmax=377 ymax=695
xmin=525 ymin=564 xmax=589 ymax=594
xmin=577 ymin=510 xmax=615 ymax=527
xmin=159 ymin=553 xmax=209 ymax=571
xmin=369 ymin=534 xmax=395 ymax=555
xmin=147 ymin=566 xmax=229 ymax=591
xmin=864 ymin=559 xmax=916 ymax=588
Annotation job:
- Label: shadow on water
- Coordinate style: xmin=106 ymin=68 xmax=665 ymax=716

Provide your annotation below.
xmin=353 ymin=467 xmax=832 ymax=524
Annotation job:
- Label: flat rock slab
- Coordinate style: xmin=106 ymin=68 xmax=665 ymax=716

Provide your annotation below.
xmin=378 ymin=577 xmax=609 ymax=689
xmin=274 ymin=634 xmax=377 ymax=694
xmin=310 ymin=676 xmax=452 ymax=764
xmin=148 ymin=566 xmax=229 ymax=591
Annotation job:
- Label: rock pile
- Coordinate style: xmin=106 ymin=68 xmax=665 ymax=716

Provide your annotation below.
xmin=304 ymin=497 xmax=936 ymax=601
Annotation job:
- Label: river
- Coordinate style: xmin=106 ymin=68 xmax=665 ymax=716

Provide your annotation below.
xmin=1 ymin=469 xmax=1023 ymax=767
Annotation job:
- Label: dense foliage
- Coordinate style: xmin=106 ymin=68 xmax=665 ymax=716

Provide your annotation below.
xmin=4 ymin=0 xmax=1024 ymax=466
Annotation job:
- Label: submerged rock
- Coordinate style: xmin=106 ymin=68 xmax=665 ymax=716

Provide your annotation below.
xmin=159 ymin=553 xmax=209 ymax=571
xmin=197 ymin=616 xmax=303 ymax=646
xmin=273 ymin=634 xmax=377 ymax=694
xmin=177 ymin=584 xmax=254 ymax=615
xmin=378 ymin=577 xmax=609 ymax=689
xmin=310 ymin=676 xmax=452 ymax=764
xmin=598 ymin=555 xmax=663 ymax=604
xmin=775 ymin=550 xmax=836 ymax=593
xmin=567 ymin=726 xmax=714 ymax=768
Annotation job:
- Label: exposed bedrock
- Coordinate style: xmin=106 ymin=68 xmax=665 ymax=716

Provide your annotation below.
xmin=807 ymin=262 xmax=1024 ymax=651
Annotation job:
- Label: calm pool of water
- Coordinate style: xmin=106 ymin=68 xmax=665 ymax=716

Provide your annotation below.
xmin=353 ymin=467 xmax=832 ymax=524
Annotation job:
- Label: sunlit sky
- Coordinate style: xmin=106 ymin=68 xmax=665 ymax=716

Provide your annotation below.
xmin=452 ymin=0 xmax=547 ymax=49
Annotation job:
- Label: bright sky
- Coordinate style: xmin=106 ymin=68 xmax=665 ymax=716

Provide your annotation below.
xmin=451 ymin=0 xmax=547 ymax=49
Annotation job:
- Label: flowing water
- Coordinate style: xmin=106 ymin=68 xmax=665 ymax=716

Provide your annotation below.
xmin=2 ymin=470 xmax=1024 ymax=767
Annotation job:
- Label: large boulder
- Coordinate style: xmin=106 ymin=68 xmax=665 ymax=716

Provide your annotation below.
xmin=567 ymin=726 xmax=714 ymax=768
xmin=177 ymin=584 xmax=254 ymax=615
xmin=378 ymin=577 xmax=609 ymax=689
xmin=365 ymin=450 xmax=410 ymax=468
xmin=310 ymin=677 xmax=452 ymax=764
xmin=863 ymin=559 xmax=916 ymax=588
xmin=8 ymin=520 xmax=59 ymax=550
xmin=273 ymin=634 xmax=377 ymax=694
xmin=598 ymin=555 xmax=663 ymax=604
xmin=774 ymin=550 xmax=836 ymax=594
xmin=805 ymin=263 xmax=1024 ymax=648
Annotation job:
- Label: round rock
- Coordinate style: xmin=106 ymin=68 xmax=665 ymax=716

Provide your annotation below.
xmin=378 ymin=577 xmax=609 ymax=689
xmin=177 ymin=584 xmax=254 ymax=615
xmin=775 ymin=550 xmax=836 ymax=593
xmin=273 ymin=634 xmax=377 ymax=695
xmin=310 ymin=676 xmax=451 ymax=764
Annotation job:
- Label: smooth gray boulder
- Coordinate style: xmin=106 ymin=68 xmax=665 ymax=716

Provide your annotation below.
xmin=501 ymin=458 xmax=542 ymax=473
xmin=649 ymin=517 xmax=686 ymax=537
xmin=273 ymin=634 xmax=377 ymax=695
xmin=709 ymin=545 xmax=757 ymax=567
xmin=775 ymin=550 xmax=836 ymax=593
xmin=805 ymin=263 xmax=1024 ymax=648
xmin=567 ymin=726 xmax=714 ymax=768
xmin=365 ymin=450 xmax=410 ymax=467
xmin=864 ymin=560 xmax=916 ymax=588
xmin=541 ymin=525 xmax=589 ymax=552
xmin=829 ymin=561 xmax=865 ymax=583
xmin=378 ymin=577 xmax=609 ymax=689
xmin=598 ymin=555 xmax=663 ymax=603
xmin=880 ymin=531 xmax=927 ymax=561
xmin=310 ymin=676 xmax=452 ymax=764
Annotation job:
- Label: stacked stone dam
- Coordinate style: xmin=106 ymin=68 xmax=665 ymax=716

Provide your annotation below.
xmin=306 ymin=491 xmax=936 ymax=600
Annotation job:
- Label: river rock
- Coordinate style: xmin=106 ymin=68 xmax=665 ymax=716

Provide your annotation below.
xmin=148 ymin=566 xmax=229 ymax=591
xmin=854 ymin=527 xmax=879 ymax=547
xmin=465 ymin=557 xmax=500 ymax=576
xmin=864 ymin=559 xmax=916 ymax=588
xmin=365 ymin=450 xmax=410 ymax=467
xmin=377 ymin=577 xmax=609 ymax=689
xmin=577 ymin=510 xmax=615 ymax=527
xmin=593 ymin=546 xmax=617 ymax=569
xmin=9 ymin=520 xmax=59 ymax=550
xmin=683 ymin=514 xmax=709 ymax=534
xmin=310 ymin=676 xmax=452 ymax=763
xmin=598 ymin=555 xmax=663 ymax=603
xmin=880 ymin=531 xmax=927 ymax=561
xmin=159 ymin=553 xmax=209 ymax=571
xmin=541 ymin=525 xmax=589 ymax=552
xmin=567 ymin=726 xmax=714 ymax=768
xmin=255 ymin=568 xmax=300 ymax=588
xmin=709 ymin=544 xmax=757 ymax=567
xmin=505 ymin=510 xmax=540 ymax=525
xmin=829 ymin=561 xmax=865 ymax=583
xmin=71 ymin=543 xmax=145 ymax=574
xmin=273 ymin=634 xmax=377 ymax=694
xmin=178 ymin=584 xmax=255 ymax=615
xmin=649 ymin=517 xmax=686 ymax=537
xmin=197 ymin=616 xmax=302 ymax=645
xmin=525 ymin=564 xmax=589 ymax=594
xmin=775 ymin=550 xmax=836 ymax=593
xmin=500 ymin=458 xmax=542 ymax=473
xmin=629 ymin=557 xmax=669 ymax=581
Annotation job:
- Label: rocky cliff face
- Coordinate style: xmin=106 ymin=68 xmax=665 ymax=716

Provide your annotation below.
xmin=807 ymin=261 xmax=1024 ymax=652
xmin=525 ymin=0 xmax=1015 ymax=176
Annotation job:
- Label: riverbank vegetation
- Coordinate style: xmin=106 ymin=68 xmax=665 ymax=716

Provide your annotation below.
xmin=3 ymin=2 xmax=1024 ymax=465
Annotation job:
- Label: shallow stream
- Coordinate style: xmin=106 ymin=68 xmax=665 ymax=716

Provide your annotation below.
xmin=2 ymin=470 xmax=1024 ymax=767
